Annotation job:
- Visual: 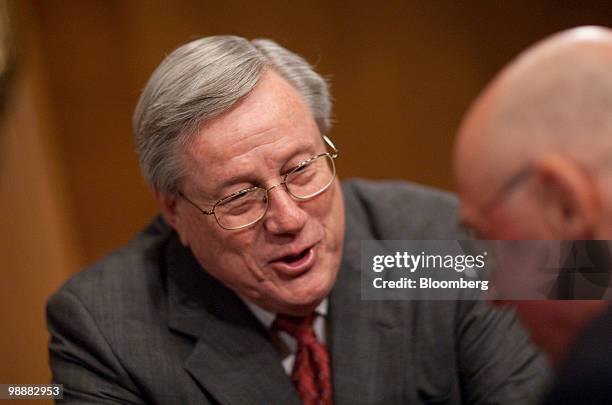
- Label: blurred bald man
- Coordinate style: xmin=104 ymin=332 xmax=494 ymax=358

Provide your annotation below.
xmin=454 ymin=26 xmax=612 ymax=403
xmin=456 ymin=27 xmax=612 ymax=239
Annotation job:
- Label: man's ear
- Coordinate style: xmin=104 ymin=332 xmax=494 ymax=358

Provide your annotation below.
xmin=532 ymin=154 xmax=600 ymax=239
xmin=155 ymin=191 xmax=190 ymax=246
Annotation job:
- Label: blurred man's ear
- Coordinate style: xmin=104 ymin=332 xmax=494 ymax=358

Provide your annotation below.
xmin=533 ymin=154 xmax=600 ymax=239
xmin=155 ymin=191 xmax=190 ymax=246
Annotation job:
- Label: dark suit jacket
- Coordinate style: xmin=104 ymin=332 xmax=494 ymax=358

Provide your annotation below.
xmin=47 ymin=179 xmax=549 ymax=404
xmin=544 ymin=304 xmax=612 ymax=404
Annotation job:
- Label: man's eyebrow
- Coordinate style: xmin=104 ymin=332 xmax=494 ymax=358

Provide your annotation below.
xmin=281 ymin=156 xmax=307 ymax=175
xmin=283 ymin=148 xmax=317 ymax=169
xmin=188 ymin=177 xmax=248 ymax=203
xmin=212 ymin=174 xmax=256 ymax=198
xmin=207 ymin=147 xmax=316 ymax=197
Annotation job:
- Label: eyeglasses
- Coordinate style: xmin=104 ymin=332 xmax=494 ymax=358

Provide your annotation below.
xmin=460 ymin=155 xmax=612 ymax=237
xmin=179 ymin=135 xmax=339 ymax=230
xmin=458 ymin=166 xmax=533 ymax=238
xmin=480 ymin=165 xmax=533 ymax=214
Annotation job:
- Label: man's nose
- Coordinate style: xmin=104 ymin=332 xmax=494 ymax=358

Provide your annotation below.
xmin=263 ymin=186 xmax=307 ymax=235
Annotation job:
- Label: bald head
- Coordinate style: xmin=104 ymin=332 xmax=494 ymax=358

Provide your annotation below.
xmin=455 ymin=26 xmax=612 ymax=239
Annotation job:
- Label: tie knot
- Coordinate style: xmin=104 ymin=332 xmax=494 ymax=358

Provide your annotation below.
xmin=273 ymin=313 xmax=315 ymax=341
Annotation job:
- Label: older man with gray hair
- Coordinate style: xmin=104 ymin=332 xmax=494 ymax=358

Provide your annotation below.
xmin=47 ymin=35 xmax=547 ymax=404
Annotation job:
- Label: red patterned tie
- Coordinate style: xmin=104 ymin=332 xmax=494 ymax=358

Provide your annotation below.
xmin=273 ymin=313 xmax=333 ymax=405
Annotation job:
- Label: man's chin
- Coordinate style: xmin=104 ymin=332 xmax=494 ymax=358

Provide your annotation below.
xmin=274 ymin=282 xmax=332 ymax=316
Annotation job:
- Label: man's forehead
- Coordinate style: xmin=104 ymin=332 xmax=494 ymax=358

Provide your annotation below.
xmin=179 ymin=70 xmax=321 ymax=194
xmin=456 ymin=86 xmax=516 ymax=201
xmin=455 ymin=132 xmax=491 ymax=202
xmin=455 ymin=144 xmax=510 ymax=227
xmin=185 ymin=128 xmax=317 ymax=176
xmin=185 ymin=108 xmax=319 ymax=171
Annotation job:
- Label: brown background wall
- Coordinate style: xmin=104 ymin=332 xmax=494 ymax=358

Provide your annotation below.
xmin=3 ymin=1 xmax=612 ymax=401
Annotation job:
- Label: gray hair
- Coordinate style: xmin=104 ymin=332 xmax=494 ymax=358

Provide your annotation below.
xmin=133 ymin=35 xmax=332 ymax=194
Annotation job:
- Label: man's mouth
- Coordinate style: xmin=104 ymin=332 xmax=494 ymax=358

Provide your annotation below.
xmin=279 ymin=248 xmax=310 ymax=263
xmin=269 ymin=245 xmax=317 ymax=276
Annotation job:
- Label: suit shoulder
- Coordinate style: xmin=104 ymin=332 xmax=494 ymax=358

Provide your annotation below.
xmin=342 ymin=178 xmax=457 ymax=208
xmin=341 ymin=178 xmax=463 ymax=239
xmin=550 ymin=306 xmax=612 ymax=394
xmin=48 ymin=217 xmax=172 ymax=313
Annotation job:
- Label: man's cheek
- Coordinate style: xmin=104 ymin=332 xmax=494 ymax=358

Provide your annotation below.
xmin=310 ymin=183 xmax=339 ymax=215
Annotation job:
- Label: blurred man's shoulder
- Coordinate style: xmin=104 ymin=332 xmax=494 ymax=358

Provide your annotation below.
xmin=341 ymin=178 xmax=462 ymax=239
xmin=342 ymin=178 xmax=457 ymax=203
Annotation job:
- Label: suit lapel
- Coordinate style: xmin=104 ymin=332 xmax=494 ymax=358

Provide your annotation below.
xmin=164 ymin=236 xmax=301 ymax=405
xmin=329 ymin=222 xmax=414 ymax=404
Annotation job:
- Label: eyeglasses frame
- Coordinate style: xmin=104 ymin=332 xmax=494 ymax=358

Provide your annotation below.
xmin=178 ymin=134 xmax=339 ymax=230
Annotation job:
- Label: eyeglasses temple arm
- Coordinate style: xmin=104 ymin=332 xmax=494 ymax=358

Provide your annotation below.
xmin=178 ymin=192 xmax=214 ymax=215
xmin=322 ymin=134 xmax=339 ymax=158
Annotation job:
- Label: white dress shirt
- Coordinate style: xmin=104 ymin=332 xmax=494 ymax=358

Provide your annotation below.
xmin=243 ymin=299 xmax=328 ymax=375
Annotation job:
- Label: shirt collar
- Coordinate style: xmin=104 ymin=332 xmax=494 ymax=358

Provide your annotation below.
xmin=243 ymin=298 xmax=328 ymax=329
